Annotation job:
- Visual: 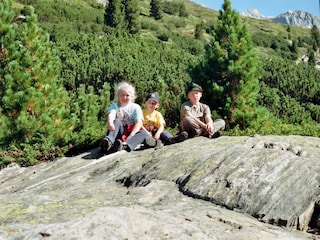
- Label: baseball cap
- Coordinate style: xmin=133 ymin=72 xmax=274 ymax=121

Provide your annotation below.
xmin=146 ymin=93 xmax=160 ymax=103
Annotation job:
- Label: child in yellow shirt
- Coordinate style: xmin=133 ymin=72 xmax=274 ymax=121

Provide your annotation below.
xmin=142 ymin=93 xmax=187 ymax=147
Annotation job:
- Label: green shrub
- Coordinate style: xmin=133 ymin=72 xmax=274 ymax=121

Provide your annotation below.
xmin=141 ymin=20 xmax=159 ymax=31
xmin=0 ymin=2 xmax=76 ymax=167
xmin=161 ymin=1 xmax=187 ymax=17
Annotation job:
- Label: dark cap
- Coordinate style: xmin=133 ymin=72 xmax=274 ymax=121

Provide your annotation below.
xmin=186 ymin=83 xmax=203 ymax=94
xmin=146 ymin=93 xmax=160 ymax=103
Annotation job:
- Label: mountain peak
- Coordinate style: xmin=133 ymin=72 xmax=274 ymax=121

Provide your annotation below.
xmin=241 ymin=9 xmax=320 ymax=29
xmin=241 ymin=8 xmax=268 ymax=19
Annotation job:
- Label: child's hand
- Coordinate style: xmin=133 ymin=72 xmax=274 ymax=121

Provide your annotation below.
xmin=142 ymin=127 xmax=153 ymax=136
xmin=154 ymin=133 xmax=161 ymax=140
xmin=108 ymin=123 xmax=115 ymax=131
xmin=205 ymin=122 xmax=214 ymax=135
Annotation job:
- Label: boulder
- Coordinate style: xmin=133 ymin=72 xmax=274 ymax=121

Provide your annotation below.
xmin=0 ymin=135 xmax=319 ymax=239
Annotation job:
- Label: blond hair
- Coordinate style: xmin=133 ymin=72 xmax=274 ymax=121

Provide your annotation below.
xmin=115 ymin=81 xmax=137 ymax=102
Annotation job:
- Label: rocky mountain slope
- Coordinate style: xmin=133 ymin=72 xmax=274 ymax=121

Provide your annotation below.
xmin=1 ymin=135 xmax=320 ymax=239
xmin=241 ymin=9 xmax=320 ymax=29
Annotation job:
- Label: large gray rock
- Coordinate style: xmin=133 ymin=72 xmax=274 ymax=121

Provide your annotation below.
xmin=0 ymin=135 xmax=319 ymax=239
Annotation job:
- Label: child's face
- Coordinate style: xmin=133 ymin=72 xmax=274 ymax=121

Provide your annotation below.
xmin=118 ymin=90 xmax=132 ymax=106
xmin=146 ymin=100 xmax=159 ymax=112
xmin=188 ymin=90 xmax=202 ymax=104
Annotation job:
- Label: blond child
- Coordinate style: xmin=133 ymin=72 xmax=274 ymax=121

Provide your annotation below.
xmin=100 ymin=81 xmax=149 ymax=153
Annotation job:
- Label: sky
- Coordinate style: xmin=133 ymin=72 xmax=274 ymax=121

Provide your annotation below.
xmin=191 ymin=0 xmax=320 ymax=17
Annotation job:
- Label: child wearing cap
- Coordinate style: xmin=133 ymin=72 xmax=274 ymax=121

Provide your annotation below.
xmin=142 ymin=92 xmax=188 ymax=147
xmin=100 ymin=81 xmax=149 ymax=153
xmin=180 ymin=83 xmax=225 ymax=138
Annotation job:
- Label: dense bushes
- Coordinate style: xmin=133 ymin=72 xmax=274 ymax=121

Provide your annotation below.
xmin=252 ymin=32 xmax=298 ymax=59
xmin=260 ymin=58 xmax=320 ymax=107
xmin=161 ymin=1 xmax=188 ymax=17
xmin=56 ymin=33 xmax=202 ymax=128
xmin=16 ymin=0 xmax=105 ymax=41
xmin=258 ymin=58 xmax=320 ymax=136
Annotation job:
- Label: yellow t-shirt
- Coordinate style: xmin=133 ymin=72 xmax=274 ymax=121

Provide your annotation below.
xmin=142 ymin=109 xmax=166 ymax=134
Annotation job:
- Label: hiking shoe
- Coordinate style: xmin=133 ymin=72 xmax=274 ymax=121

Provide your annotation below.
xmin=209 ymin=131 xmax=222 ymax=139
xmin=168 ymin=131 xmax=188 ymax=144
xmin=177 ymin=131 xmax=188 ymax=142
xmin=100 ymin=138 xmax=112 ymax=153
xmin=114 ymin=139 xmax=130 ymax=151
xmin=145 ymin=137 xmax=157 ymax=147
xmin=189 ymin=129 xmax=202 ymax=138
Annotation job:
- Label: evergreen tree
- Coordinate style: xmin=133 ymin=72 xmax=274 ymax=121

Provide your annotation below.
xmin=178 ymin=2 xmax=188 ymax=17
xmin=311 ymin=25 xmax=320 ymax=50
xmin=0 ymin=0 xmax=75 ymax=163
xmin=198 ymin=0 xmax=262 ymax=129
xmin=289 ymin=38 xmax=298 ymax=59
xmin=194 ymin=23 xmax=204 ymax=40
xmin=104 ymin=0 xmax=125 ymax=31
xmin=286 ymin=25 xmax=292 ymax=39
xmin=312 ymin=39 xmax=318 ymax=51
xmin=308 ymin=46 xmax=316 ymax=66
xmin=290 ymin=39 xmax=298 ymax=54
xmin=123 ymin=0 xmax=141 ymax=34
xmin=150 ymin=0 xmax=163 ymax=20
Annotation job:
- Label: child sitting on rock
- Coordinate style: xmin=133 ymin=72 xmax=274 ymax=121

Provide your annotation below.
xmin=142 ymin=92 xmax=188 ymax=148
xmin=100 ymin=81 xmax=149 ymax=153
xmin=180 ymin=83 xmax=225 ymax=138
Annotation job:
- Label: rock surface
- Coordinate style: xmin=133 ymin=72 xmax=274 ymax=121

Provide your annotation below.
xmin=1 ymin=135 xmax=320 ymax=239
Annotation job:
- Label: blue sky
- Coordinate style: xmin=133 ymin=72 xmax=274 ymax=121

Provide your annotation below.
xmin=191 ymin=0 xmax=320 ymax=17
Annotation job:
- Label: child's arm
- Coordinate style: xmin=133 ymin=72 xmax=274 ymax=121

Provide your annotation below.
xmin=141 ymin=126 xmax=153 ymax=136
xmin=183 ymin=105 xmax=212 ymax=133
xmin=204 ymin=114 xmax=214 ymax=134
xmin=127 ymin=119 xmax=143 ymax=140
xmin=153 ymin=124 xmax=164 ymax=140
xmin=107 ymin=111 xmax=116 ymax=131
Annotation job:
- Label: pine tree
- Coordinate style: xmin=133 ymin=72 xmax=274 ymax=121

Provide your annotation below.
xmin=311 ymin=25 xmax=320 ymax=50
xmin=123 ymin=0 xmax=140 ymax=34
xmin=0 ymin=0 xmax=75 ymax=159
xmin=104 ymin=0 xmax=140 ymax=34
xmin=307 ymin=46 xmax=316 ymax=66
xmin=194 ymin=23 xmax=204 ymax=40
xmin=150 ymin=0 xmax=162 ymax=20
xmin=286 ymin=25 xmax=292 ymax=39
xmin=178 ymin=2 xmax=188 ymax=17
xmin=199 ymin=0 xmax=262 ymax=129
xmin=290 ymin=38 xmax=298 ymax=56
xmin=104 ymin=0 xmax=125 ymax=31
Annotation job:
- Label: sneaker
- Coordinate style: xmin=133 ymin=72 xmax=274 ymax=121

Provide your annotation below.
xmin=155 ymin=139 xmax=164 ymax=149
xmin=145 ymin=137 xmax=157 ymax=147
xmin=100 ymin=138 xmax=112 ymax=153
xmin=114 ymin=139 xmax=130 ymax=151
